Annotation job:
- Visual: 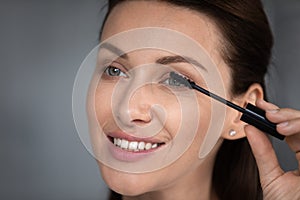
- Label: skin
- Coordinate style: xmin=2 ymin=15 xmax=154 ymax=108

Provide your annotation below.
xmin=94 ymin=1 xmax=300 ymax=199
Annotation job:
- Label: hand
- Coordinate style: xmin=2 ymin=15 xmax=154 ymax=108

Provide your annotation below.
xmin=245 ymin=99 xmax=300 ymax=200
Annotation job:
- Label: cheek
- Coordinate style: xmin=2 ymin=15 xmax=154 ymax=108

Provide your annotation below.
xmin=198 ymin=97 xmax=212 ymax=133
xmin=94 ymin=83 xmax=114 ymax=126
xmin=159 ymin=97 xmax=182 ymax=138
xmin=187 ymin=94 xmax=213 ymax=157
xmin=163 ymin=92 xmax=213 ymax=162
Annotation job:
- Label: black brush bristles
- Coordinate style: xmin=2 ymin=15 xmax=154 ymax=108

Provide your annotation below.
xmin=170 ymin=72 xmax=193 ymax=89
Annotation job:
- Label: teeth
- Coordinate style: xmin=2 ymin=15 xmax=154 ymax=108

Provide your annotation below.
xmin=112 ymin=138 xmax=162 ymax=151
xmin=145 ymin=143 xmax=152 ymax=150
xmin=121 ymin=139 xmax=129 ymax=149
xmin=117 ymin=138 xmax=122 ymax=146
xmin=138 ymin=141 xmax=145 ymax=150
xmin=128 ymin=141 xmax=138 ymax=150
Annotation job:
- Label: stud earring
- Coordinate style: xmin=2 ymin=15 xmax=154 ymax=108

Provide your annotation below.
xmin=229 ymin=129 xmax=237 ymax=137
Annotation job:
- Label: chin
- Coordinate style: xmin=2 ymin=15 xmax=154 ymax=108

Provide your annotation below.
xmin=99 ymin=163 xmax=156 ymax=196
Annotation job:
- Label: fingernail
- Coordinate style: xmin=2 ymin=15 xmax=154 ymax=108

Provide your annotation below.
xmin=267 ymin=109 xmax=279 ymax=114
xmin=277 ymin=121 xmax=289 ymax=128
xmin=257 ymin=99 xmax=265 ymax=104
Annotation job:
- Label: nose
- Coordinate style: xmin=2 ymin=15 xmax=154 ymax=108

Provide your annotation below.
xmin=112 ymin=83 xmax=155 ymax=129
xmin=128 ymin=86 xmax=153 ymax=125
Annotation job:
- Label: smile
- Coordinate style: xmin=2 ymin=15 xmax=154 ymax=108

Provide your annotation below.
xmin=112 ymin=137 xmax=164 ymax=152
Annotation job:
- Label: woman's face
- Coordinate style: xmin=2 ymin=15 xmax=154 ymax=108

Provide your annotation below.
xmin=92 ymin=1 xmax=235 ymax=196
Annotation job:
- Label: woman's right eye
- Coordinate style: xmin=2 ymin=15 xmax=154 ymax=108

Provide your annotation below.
xmin=104 ymin=66 xmax=127 ymax=77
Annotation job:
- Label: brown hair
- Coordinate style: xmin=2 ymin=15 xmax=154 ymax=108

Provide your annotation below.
xmin=102 ymin=0 xmax=274 ymax=199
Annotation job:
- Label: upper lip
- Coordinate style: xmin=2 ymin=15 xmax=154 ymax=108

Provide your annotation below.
xmin=107 ymin=131 xmax=166 ymax=144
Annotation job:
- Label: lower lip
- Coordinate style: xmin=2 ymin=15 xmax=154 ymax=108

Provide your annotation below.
xmin=107 ymin=140 xmax=164 ymax=162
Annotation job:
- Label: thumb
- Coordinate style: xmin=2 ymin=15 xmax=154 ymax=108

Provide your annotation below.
xmin=245 ymin=125 xmax=284 ymax=189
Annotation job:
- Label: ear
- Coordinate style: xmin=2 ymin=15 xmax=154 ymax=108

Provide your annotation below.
xmin=221 ymin=83 xmax=264 ymax=140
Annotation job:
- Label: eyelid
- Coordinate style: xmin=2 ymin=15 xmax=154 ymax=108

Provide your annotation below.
xmin=169 ymin=71 xmax=191 ymax=82
xmin=104 ymin=60 xmax=128 ymax=72
xmin=164 ymin=64 xmax=196 ymax=80
xmin=169 ymin=66 xmax=205 ymax=86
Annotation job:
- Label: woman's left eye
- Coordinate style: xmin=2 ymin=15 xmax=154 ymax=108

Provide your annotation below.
xmin=162 ymin=72 xmax=188 ymax=88
xmin=104 ymin=66 xmax=127 ymax=77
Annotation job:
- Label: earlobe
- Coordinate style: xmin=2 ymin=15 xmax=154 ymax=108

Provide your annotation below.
xmin=221 ymin=83 xmax=264 ymax=140
xmin=222 ymin=127 xmax=246 ymax=140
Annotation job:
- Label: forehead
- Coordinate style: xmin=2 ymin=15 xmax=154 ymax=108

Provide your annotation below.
xmin=101 ymin=1 xmax=222 ymax=55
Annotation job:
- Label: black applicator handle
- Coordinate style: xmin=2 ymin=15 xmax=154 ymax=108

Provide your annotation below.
xmin=241 ymin=103 xmax=285 ymax=140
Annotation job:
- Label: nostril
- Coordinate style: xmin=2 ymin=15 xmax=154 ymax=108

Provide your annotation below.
xmin=131 ymin=118 xmax=151 ymax=126
xmin=129 ymin=109 xmax=152 ymax=124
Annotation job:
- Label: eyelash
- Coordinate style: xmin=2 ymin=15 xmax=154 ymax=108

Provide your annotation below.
xmin=161 ymin=72 xmax=190 ymax=88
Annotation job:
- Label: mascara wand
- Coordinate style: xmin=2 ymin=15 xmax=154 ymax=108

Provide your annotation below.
xmin=170 ymin=72 xmax=285 ymax=140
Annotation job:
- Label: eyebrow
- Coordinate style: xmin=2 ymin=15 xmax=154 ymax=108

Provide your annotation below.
xmin=155 ymin=56 xmax=207 ymax=71
xmin=100 ymin=42 xmax=128 ymax=59
xmin=99 ymin=42 xmax=207 ymax=71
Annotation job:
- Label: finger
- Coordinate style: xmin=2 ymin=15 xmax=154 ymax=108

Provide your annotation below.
xmin=257 ymin=100 xmax=300 ymax=122
xmin=245 ymin=125 xmax=284 ymax=189
xmin=276 ymin=118 xmax=300 ymax=136
xmin=256 ymin=100 xmax=300 ymax=136
xmin=266 ymin=109 xmax=300 ymax=124
xmin=256 ymin=99 xmax=279 ymax=111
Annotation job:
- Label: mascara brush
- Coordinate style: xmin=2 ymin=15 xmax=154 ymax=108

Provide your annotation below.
xmin=170 ymin=72 xmax=285 ymax=140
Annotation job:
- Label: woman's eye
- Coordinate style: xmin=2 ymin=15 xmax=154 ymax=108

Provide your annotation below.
xmin=104 ymin=66 xmax=127 ymax=77
xmin=162 ymin=72 xmax=189 ymax=88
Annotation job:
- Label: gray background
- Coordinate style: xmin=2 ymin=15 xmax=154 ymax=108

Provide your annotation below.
xmin=0 ymin=0 xmax=299 ymax=199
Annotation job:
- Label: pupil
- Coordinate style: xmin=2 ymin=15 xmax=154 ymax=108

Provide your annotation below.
xmin=109 ymin=67 xmax=120 ymax=76
xmin=170 ymin=78 xmax=180 ymax=86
